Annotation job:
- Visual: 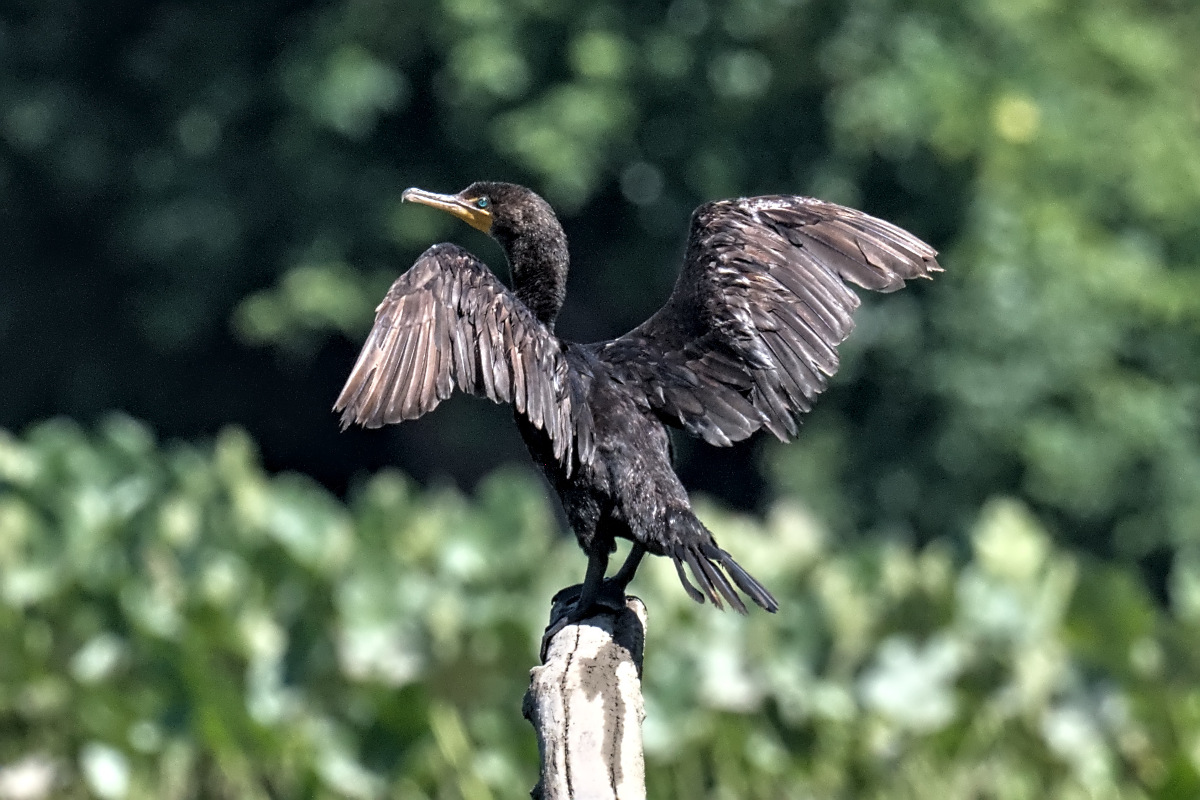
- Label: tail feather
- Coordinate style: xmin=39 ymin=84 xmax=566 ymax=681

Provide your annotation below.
xmin=673 ymin=558 xmax=706 ymax=604
xmin=694 ymin=553 xmax=748 ymax=614
xmin=681 ymin=548 xmax=722 ymax=609
xmin=668 ymin=539 xmax=778 ymax=614
xmin=713 ymin=546 xmax=779 ymax=613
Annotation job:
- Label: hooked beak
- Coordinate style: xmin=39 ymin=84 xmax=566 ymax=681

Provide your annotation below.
xmin=401 ymin=187 xmax=493 ymax=233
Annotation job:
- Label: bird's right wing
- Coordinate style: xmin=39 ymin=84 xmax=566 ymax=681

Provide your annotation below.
xmin=335 ymin=243 xmax=591 ymax=469
xmin=597 ymin=196 xmax=941 ymax=446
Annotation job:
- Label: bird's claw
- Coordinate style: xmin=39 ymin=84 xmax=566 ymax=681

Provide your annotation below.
xmin=539 ymin=579 xmax=630 ymax=661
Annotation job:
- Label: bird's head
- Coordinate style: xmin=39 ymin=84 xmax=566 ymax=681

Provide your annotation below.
xmin=400 ymin=181 xmax=558 ymax=248
xmin=401 ymin=181 xmax=568 ymax=327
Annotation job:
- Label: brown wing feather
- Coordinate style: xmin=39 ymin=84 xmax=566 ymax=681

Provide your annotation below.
xmin=598 ymin=195 xmax=941 ymax=445
xmin=335 ymin=243 xmax=584 ymax=469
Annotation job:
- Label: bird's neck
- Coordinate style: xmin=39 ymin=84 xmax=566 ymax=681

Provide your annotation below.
xmin=499 ymin=223 xmax=569 ymax=331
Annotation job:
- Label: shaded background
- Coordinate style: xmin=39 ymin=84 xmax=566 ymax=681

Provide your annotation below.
xmin=3 ymin=0 xmax=1200 ymax=797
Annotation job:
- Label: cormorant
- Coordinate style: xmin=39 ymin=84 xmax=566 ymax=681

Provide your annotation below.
xmin=335 ymin=182 xmax=940 ymax=633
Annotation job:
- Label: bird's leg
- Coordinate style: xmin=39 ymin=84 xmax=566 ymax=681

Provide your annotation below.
xmin=606 ymin=542 xmax=646 ymax=592
xmin=540 ymin=547 xmax=625 ymax=660
xmin=573 ymin=546 xmax=610 ymax=616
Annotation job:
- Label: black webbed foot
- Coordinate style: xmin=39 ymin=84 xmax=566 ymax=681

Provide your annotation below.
xmin=539 ymin=579 xmax=629 ymax=661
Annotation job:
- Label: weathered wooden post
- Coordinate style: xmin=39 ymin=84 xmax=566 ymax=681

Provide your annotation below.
xmin=523 ymin=592 xmax=648 ymax=800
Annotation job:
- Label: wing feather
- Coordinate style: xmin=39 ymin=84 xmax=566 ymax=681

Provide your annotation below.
xmin=597 ymin=195 xmax=940 ymax=445
xmin=487 ymin=303 xmax=509 ymax=400
xmin=433 ymin=302 xmax=454 ymax=401
xmin=335 ymin=243 xmax=585 ymax=472
xmin=389 ymin=322 xmax=421 ymax=417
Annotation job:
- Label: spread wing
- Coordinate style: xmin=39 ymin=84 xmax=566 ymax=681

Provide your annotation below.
xmin=597 ymin=196 xmax=941 ymax=446
xmin=335 ymin=243 xmax=589 ymax=468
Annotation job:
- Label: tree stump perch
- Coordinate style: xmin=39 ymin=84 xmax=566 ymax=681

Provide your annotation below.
xmin=523 ymin=592 xmax=648 ymax=800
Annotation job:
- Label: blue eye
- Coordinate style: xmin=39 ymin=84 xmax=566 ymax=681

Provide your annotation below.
xmin=476 ymin=197 xmax=490 ymax=209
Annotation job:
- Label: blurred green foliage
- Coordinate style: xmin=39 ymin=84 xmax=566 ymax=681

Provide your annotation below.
xmin=4 ymin=418 xmax=1200 ymax=798
xmin=4 ymin=0 xmax=1200 ymax=796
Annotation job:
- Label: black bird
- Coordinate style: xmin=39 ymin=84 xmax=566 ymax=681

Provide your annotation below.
xmin=335 ymin=182 xmax=940 ymax=632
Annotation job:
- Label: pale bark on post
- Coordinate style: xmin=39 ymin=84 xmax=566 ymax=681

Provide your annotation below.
xmin=523 ymin=594 xmax=648 ymax=800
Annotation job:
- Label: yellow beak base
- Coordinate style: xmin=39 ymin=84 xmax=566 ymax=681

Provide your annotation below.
xmin=401 ymin=187 xmax=493 ymax=233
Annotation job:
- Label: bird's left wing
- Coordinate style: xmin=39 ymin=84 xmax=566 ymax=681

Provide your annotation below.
xmin=335 ymin=243 xmax=589 ymax=468
xmin=597 ymin=196 xmax=941 ymax=446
